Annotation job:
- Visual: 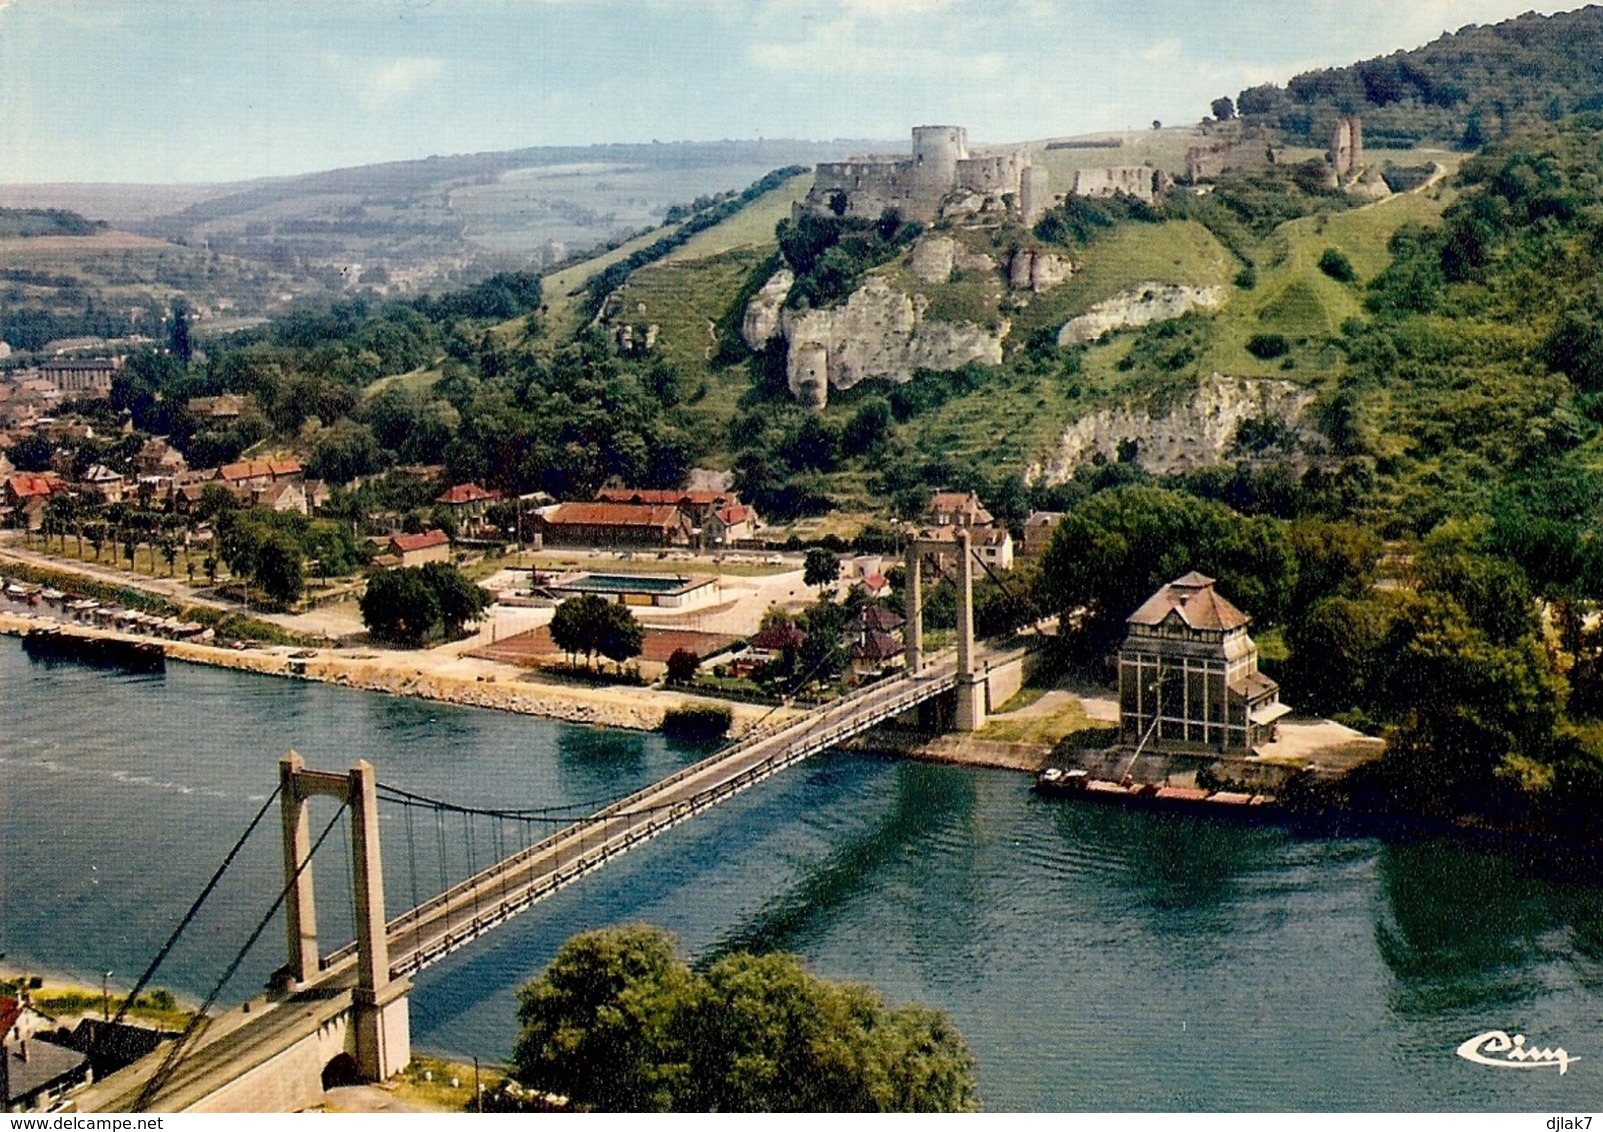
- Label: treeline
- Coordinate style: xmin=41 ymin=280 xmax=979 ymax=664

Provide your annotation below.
xmin=1229 ymin=6 xmax=1603 ymax=150
xmin=0 ymin=207 xmax=103 ymax=238
xmin=581 ymin=166 xmax=808 ymax=314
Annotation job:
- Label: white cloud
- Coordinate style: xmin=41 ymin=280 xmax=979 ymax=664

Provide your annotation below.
xmin=322 ymin=52 xmax=444 ymax=110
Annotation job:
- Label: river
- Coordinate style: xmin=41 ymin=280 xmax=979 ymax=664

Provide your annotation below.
xmin=3 ymin=638 xmax=1602 ymax=1110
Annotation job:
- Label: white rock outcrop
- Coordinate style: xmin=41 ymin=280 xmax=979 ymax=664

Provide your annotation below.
xmin=740 ymin=268 xmax=795 ymax=350
xmin=781 ymin=276 xmax=1007 ymax=407
xmin=1009 ymin=248 xmax=1074 ymax=291
xmin=910 ymin=235 xmax=957 ymax=284
xmin=1057 ymin=282 xmax=1226 ymax=346
xmin=1028 ymin=373 xmax=1318 ymax=484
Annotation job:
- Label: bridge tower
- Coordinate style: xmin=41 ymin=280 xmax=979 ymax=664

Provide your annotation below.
xmin=953 ymin=528 xmax=986 ymax=731
xmin=279 ymin=753 xmax=411 ymax=1083
xmin=904 ymin=539 xmax=923 ymax=675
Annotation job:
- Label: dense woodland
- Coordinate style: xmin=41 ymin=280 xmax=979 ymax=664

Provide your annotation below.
xmin=1230 ymin=5 xmax=1603 ymax=150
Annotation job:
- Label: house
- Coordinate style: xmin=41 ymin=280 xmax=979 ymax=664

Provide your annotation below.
xmin=2 ymin=472 xmax=66 ymax=529
xmin=1020 ymin=511 xmax=1064 ymax=558
xmin=972 ymin=524 xmax=1014 ymax=571
xmin=78 ymin=463 xmax=125 ymax=504
xmin=384 ymin=529 xmax=451 ymax=568
xmin=927 ymin=490 xmax=993 ymax=528
xmin=914 ymin=522 xmax=1013 ymax=570
xmin=302 ymin=479 xmax=332 ymax=512
xmin=136 ymin=438 xmax=187 ymax=478
xmin=535 ymin=502 xmax=691 ymax=548
xmin=218 ymin=457 xmax=302 ymax=491
xmin=253 ymin=478 xmax=308 ymax=515
xmin=1117 ymin=572 xmax=1289 ymax=755
xmin=435 ymin=482 xmax=501 ymax=533
xmin=704 ymin=503 xmax=758 ymax=547
xmin=187 ymin=393 xmax=249 ymax=420
xmin=854 ymin=571 xmax=891 ymax=599
xmin=850 ymin=604 xmax=906 ymax=677
xmin=1 ymin=995 xmax=90 ymax=1113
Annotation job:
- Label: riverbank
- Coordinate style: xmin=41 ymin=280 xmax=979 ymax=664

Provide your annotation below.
xmin=0 ymin=610 xmax=790 ymax=737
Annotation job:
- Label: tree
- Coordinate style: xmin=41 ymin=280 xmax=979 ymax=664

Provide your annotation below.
xmin=664 ymin=648 xmax=700 ymax=684
xmin=419 ymin=561 xmax=489 ymax=638
xmin=597 ymin=602 xmax=644 ymax=671
xmin=510 ymin=925 xmax=978 ymax=1113
xmin=360 ymin=568 xmax=441 ymax=645
xmin=512 ymin=925 xmax=693 ymax=1112
xmin=254 ymin=532 xmax=305 ymax=606
xmin=804 ymin=548 xmax=841 ymax=591
xmin=1211 ymin=96 xmax=1236 ymax=121
xmin=550 ymin=593 xmax=613 ymax=668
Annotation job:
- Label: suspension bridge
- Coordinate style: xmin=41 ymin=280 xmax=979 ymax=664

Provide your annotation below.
xmin=72 ymin=530 xmax=1035 ymax=1113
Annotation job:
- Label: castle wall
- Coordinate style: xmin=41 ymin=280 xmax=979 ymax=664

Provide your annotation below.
xmin=956 ymin=150 xmax=1025 ymax=196
xmin=1072 ymin=165 xmax=1163 ymax=203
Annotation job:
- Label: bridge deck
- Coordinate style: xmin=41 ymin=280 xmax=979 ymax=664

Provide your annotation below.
xmin=79 ymin=644 xmax=1025 ymax=1112
xmin=320 ymin=655 xmax=973 ymax=981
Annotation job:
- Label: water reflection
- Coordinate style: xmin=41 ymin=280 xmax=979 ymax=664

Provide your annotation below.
xmin=1376 ymin=837 xmax=1603 ymax=1017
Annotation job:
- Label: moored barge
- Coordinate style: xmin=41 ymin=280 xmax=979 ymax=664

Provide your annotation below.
xmin=21 ymin=626 xmax=166 ymax=672
xmin=1035 ymin=767 xmax=1273 ymax=815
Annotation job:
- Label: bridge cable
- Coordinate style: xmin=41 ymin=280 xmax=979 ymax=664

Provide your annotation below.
xmin=403 ymin=804 xmax=422 ymax=966
xmin=434 ymin=804 xmax=449 ymax=897
xmin=111 ymin=783 xmax=282 ymax=1028
xmin=133 ymin=802 xmax=347 ymax=1112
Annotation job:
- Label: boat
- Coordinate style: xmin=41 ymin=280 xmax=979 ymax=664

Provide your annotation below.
xmin=1035 ymin=767 xmax=1273 ymax=816
xmin=21 ymin=627 xmax=166 ymax=673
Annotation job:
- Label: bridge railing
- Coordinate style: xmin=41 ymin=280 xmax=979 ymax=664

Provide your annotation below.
xmin=376 ymin=668 xmax=965 ymax=975
xmin=321 ymin=662 xmax=965 ymax=977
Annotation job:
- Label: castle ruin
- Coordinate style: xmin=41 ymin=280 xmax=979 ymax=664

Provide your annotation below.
xmin=1330 ymin=117 xmax=1363 ymax=178
xmin=799 ymin=126 xmax=1047 ymax=225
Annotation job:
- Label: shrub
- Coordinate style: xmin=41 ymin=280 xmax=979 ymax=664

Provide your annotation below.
xmin=1318 ymin=248 xmax=1357 ymax=282
xmin=1245 ymin=332 xmax=1290 ymax=359
xmin=665 ymin=648 xmax=700 ymax=684
xmin=660 ymin=703 xmax=733 ymax=743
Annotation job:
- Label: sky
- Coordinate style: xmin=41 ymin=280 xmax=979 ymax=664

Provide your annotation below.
xmin=0 ymin=0 xmax=1592 ymax=184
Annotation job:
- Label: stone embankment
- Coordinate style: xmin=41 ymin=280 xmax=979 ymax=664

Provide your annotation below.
xmin=0 ymin=611 xmax=784 ymax=736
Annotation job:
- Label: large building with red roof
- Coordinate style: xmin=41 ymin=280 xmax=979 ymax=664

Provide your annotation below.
xmin=536 ymin=502 xmax=691 ymax=548
xmin=1117 ymin=572 xmax=1288 ymax=754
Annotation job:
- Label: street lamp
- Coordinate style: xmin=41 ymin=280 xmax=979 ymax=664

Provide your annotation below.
xmin=103 ymin=970 xmax=113 ymax=1020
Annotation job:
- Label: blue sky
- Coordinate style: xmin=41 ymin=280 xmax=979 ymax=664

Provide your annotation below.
xmin=0 ymin=0 xmax=1588 ymax=184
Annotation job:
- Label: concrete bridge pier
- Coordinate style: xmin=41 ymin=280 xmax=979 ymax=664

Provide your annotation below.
xmin=279 ymin=753 xmax=410 ymax=1085
xmin=954 ymin=528 xmax=986 ymax=732
xmin=904 ymin=540 xmax=922 ymax=675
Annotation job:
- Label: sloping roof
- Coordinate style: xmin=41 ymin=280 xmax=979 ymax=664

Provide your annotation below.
xmin=928 ymin=491 xmax=992 ymax=523
xmin=596 ymin=487 xmax=731 ymax=507
xmin=3 ymin=1036 xmax=88 ymax=1106
xmin=219 ymin=456 xmax=301 ymax=482
xmin=389 ymin=529 xmax=449 ymax=553
xmin=542 ymin=502 xmax=682 ymax=529
xmin=853 ymin=630 xmax=902 ymax=662
xmin=1127 ymin=573 xmax=1249 ymax=631
xmin=859 ymin=604 xmax=905 ymax=632
xmin=5 ymin=472 xmax=62 ymax=499
xmin=1230 ymin=671 xmax=1279 ymax=701
xmin=751 ymin=624 xmax=806 ymax=651
xmin=436 ymin=482 xmax=497 ymax=505
xmin=717 ymin=504 xmax=754 ymax=525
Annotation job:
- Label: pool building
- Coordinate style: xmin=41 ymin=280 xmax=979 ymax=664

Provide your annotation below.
xmin=546 ymin=571 xmax=719 ymax=609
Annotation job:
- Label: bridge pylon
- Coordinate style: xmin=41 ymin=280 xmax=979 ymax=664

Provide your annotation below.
xmin=279 ymin=752 xmax=411 ymax=1083
xmin=953 ymin=528 xmax=986 ymax=731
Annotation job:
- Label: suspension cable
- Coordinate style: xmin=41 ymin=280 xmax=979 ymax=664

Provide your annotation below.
xmin=134 ymin=802 xmax=346 ymax=1112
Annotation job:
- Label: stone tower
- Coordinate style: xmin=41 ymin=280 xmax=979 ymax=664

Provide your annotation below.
xmin=1330 ymin=117 xmax=1363 ymax=178
xmin=910 ymin=125 xmax=967 ymax=214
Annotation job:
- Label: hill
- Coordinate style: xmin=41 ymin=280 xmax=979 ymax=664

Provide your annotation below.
xmin=1230 ymin=5 xmax=1603 ymax=150
xmin=0 ymin=139 xmax=871 ymax=298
